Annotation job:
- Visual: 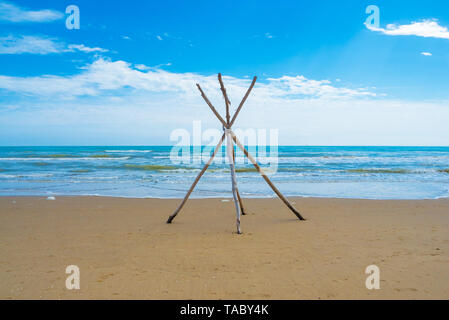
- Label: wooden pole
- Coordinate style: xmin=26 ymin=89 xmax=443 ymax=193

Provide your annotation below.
xmin=218 ymin=73 xmax=231 ymax=127
xmin=230 ymin=130 xmax=305 ymax=221
xmin=196 ymin=84 xmax=227 ymax=128
xmin=167 ymin=133 xmax=225 ymax=224
xmin=229 ymin=76 xmax=257 ymax=127
xmin=225 ymin=129 xmax=242 ymax=234
xmin=218 ymin=73 xmax=245 ymax=216
xmin=233 ymin=147 xmax=246 ymax=215
xmin=167 ymin=73 xmax=304 ymax=232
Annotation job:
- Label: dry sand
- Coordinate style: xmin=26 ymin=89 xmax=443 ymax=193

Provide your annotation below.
xmin=0 ymin=196 xmax=448 ymax=299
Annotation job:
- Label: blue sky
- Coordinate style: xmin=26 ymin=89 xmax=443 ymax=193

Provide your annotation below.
xmin=1 ymin=0 xmax=449 ymax=145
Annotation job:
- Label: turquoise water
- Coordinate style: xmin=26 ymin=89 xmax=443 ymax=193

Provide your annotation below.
xmin=0 ymin=146 xmax=449 ymax=199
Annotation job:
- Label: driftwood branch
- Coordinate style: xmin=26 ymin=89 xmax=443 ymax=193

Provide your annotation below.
xmin=233 ymin=147 xmax=246 ymax=215
xmin=230 ymin=130 xmax=305 ymax=221
xmin=229 ymin=76 xmax=257 ymax=127
xmin=196 ymin=84 xmax=227 ymax=128
xmin=167 ymin=73 xmax=304 ymax=233
xmin=218 ymin=73 xmax=231 ymax=127
xmin=167 ymin=133 xmax=225 ymax=223
xmin=225 ymin=130 xmax=242 ymax=234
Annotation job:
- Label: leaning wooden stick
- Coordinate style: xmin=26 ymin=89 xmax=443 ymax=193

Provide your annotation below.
xmin=230 ymin=131 xmax=305 ymax=221
xmin=225 ymin=129 xmax=242 ymax=234
xmin=219 ymin=74 xmax=245 ymax=216
xmin=233 ymin=147 xmax=246 ymax=215
xmin=167 ymin=73 xmax=304 ymax=233
xmin=167 ymin=133 xmax=225 ymax=223
xmin=230 ymin=76 xmax=257 ymax=127
xmin=218 ymin=73 xmax=231 ymax=127
xmin=196 ymin=84 xmax=227 ymax=128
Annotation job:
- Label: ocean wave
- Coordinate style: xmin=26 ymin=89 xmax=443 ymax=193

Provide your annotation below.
xmin=121 ymin=164 xmax=261 ymax=173
xmin=105 ymin=150 xmax=153 ymax=153
xmin=0 ymin=157 xmax=130 ymax=161
xmin=275 ymin=155 xmax=449 ymax=164
xmin=18 ymin=153 xmax=116 ymax=159
xmin=77 ymin=176 xmax=120 ymax=180
xmin=0 ymin=174 xmax=16 ymax=178
xmin=2 ymin=146 xmax=449 ymax=200
xmin=0 ymin=173 xmax=53 ymax=178
xmin=346 ymin=169 xmax=411 ymax=174
xmin=124 ymin=164 xmax=183 ymax=171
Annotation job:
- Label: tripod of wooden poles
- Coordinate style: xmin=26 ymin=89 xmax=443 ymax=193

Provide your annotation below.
xmin=166 ymin=73 xmax=305 ymax=234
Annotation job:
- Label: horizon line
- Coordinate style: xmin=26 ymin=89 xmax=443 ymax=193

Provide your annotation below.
xmin=1 ymin=145 xmax=449 ymax=148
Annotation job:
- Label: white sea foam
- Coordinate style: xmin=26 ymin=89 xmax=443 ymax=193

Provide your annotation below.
xmin=0 ymin=157 xmax=129 ymax=161
xmin=0 ymin=173 xmax=53 ymax=178
xmin=105 ymin=150 xmax=153 ymax=153
xmin=2 ymin=147 xmax=449 ymax=200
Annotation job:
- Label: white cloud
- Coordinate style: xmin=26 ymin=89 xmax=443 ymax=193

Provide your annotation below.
xmin=156 ymin=35 xmax=163 ymax=41
xmin=1 ymin=87 xmax=448 ymax=146
xmin=1 ymin=58 xmax=449 ymax=146
xmin=0 ymin=1 xmax=63 ymax=23
xmin=0 ymin=35 xmax=63 ymax=54
xmin=135 ymin=62 xmax=172 ymax=71
xmin=366 ymin=19 xmax=449 ymax=40
xmin=265 ymin=33 xmax=273 ymax=39
xmin=264 ymin=75 xmax=375 ymax=99
xmin=421 ymin=52 xmax=432 ymax=56
xmin=0 ymin=35 xmax=108 ymax=55
xmin=67 ymin=44 xmax=108 ymax=53
xmin=134 ymin=64 xmax=150 ymax=71
xmin=0 ymin=58 xmax=377 ymax=100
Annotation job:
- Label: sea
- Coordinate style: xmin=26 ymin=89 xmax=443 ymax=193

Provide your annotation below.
xmin=0 ymin=146 xmax=449 ymax=199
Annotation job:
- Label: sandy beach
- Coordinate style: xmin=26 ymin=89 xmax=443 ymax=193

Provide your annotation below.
xmin=0 ymin=196 xmax=448 ymax=299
